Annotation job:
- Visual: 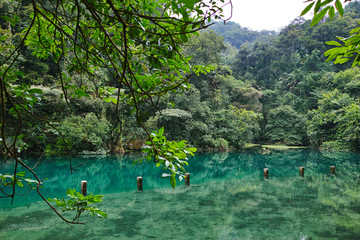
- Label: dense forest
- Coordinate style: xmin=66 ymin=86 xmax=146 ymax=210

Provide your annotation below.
xmin=1 ymin=0 xmax=360 ymax=158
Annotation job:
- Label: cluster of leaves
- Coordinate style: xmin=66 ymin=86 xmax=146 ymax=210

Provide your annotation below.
xmin=302 ymin=0 xmax=348 ymax=27
xmin=11 ymin=84 xmax=43 ymax=111
xmin=302 ymin=0 xmax=360 ymax=67
xmin=140 ymin=127 xmax=196 ymax=188
xmin=0 ymin=171 xmax=39 ymax=197
xmin=49 ymin=188 xmax=107 ymax=223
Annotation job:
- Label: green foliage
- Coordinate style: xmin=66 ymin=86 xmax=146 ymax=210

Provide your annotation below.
xmin=301 ymin=0 xmax=346 ymax=26
xmin=302 ymin=0 xmax=360 ymax=67
xmin=212 ymin=138 xmax=229 ymax=151
xmin=209 ymin=21 xmax=276 ymax=49
xmin=216 ymin=106 xmax=262 ymax=149
xmin=50 ymin=113 xmax=111 ymax=154
xmin=0 ymin=171 xmax=39 ymax=194
xmin=306 ymin=90 xmax=355 ymax=149
xmin=10 ymin=84 xmax=43 ymax=111
xmin=233 ymin=41 xmax=280 ymax=89
xmin=336 ymin=103 xmax=360 ymax=146
xmin=140 ymin=127 xmax=197 ymax=188
xmin=331 ymin=67 xmax=360 ymax=89
xmin=155 ymin=109 xmax=192 ymax=141
xmin=183 ymin=30 xmax=226 ymax=65
xmin=49 ymin=188 xmax=107 ymax=223
xmin=265 ymin=106 xmax=307 ymax=145
xmin=4 ymin=2 xmax=360 ymax=225
xmin=321 ymin=140 xmax=356 ymax=151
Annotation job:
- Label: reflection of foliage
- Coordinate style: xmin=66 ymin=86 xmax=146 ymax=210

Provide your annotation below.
xmin=49 ymin=188 xmax=107 ymax=223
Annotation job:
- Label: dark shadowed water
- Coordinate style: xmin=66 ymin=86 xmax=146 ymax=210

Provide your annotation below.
xmin=1 ymin=149 xmax=360 ymax=239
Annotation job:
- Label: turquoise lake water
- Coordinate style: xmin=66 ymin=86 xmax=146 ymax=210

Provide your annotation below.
xmin=0 ymin=149 xmax=360 ymax=239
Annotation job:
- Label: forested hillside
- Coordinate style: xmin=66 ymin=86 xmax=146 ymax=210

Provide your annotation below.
xmin=1 ymin=0 xmax=360 ymax=155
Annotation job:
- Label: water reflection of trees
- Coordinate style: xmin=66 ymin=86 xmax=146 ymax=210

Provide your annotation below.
xmin=1 ymin=150 xmax=359 ymax=207
xmin=0 ymin=150 xmax=359 ymax=238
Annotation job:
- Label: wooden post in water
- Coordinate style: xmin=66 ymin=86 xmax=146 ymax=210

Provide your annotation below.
xmin=264 ymin=168 xmax=269 ymax=180
xmin=330 ymin=166 xmax=336 ymax=175
xmin=137 ymin=176 xmax=143 ymax=192
xmin=299 ymin=167 xmax=304 ymax=177
xmin=81 ymin=180 xmax=87 ymax=196
xmin=185 ymin=173 xmax=190 ymax=186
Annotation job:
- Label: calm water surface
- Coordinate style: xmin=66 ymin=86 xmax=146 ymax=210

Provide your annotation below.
xmin=0 ymin=150 xmax=360 ymax=239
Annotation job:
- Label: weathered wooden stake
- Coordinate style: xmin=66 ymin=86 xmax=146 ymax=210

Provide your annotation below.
xmin=137 ymin=176 xmax=143 ymax=192
xmin=299 ymin=167 xmax=305 ymax=177
xmin=185 ymin=173 xmax=190 ymax=186
xmin=264 ymin=168 xmax=269 ymax=179
xmin=330 ymin=166 xmax=336 ymax=175
xmin=81 ymin=180 xmax=87 ymax=196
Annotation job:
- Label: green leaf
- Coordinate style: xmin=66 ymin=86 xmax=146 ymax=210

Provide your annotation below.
xmin=320 ymin=0 xmax=333 ymax=7
xmin=180 ymin=33 xmax=188 ymax=42
xmin=179 ymin=0 xmax=200 ymax=9
xmin=16 ymin=180 xmax=24 ymax=187
xmin=334 ymin=57 xmax=350 ymax=64
xmin=158 ymin=127 xmax=164 ymax=137
xmin=74 ymin=89 xmax=90 ymax=98
xmin=103 ymin=97 xmax=118 ymax=104
xmin=24 ymin=178 xmax=38 ymax=184
xmin=326 ymin=41 xmax=342 ymax=47
xmin=311 ymin=6 xmax=330 ymax=27
xmin=66 ymin=188 xmax=76 ymax=197
xmin=1 ymin=16 xmax=13 ymax=23
xmin=351 ymin=59 xmax=359 ymax=68
xmin=350 ymin=27 xmax=360 ymax=34
xmin=324 ymin=47 xmax=343 ymax=62
xmin=13 ymin=14 xmax=19 ymax=25
xmin=335 ymin=0 xmax=344 ymax=17
xmin=174 ymin=152 xmax=186 ymax=159
xmin=16 ymin=172 xmax=26 ymax=177
xmin=329 ymin=6 xmax=335 ymax=20
xmin=185 ymin=147 xmax=197 ymax=152
xmin=170 ymin=174 xmax=176 ymax=189
xmin=0 ymin=35 xmax=7 ymax=41
xmin=301 ymin=2 xmax=315 ymax=16
xmin=314 ymin=0 xmax=322 ymax=14
xmin=14 ymin=71 xmax=25 ymax=77
xmin=28 ymin=88 xmax=43 ymax=94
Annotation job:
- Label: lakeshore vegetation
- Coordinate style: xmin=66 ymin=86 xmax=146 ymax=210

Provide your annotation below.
xmin=1 ymin=0 xmax=360 ymax=223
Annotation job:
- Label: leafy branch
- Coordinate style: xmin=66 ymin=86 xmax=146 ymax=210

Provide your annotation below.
xmin=301 ymin=0 xmax=360 ymax=67
xmin=0 ymin=171 xmax=39 ymax=198
xmin=139 ymin=127 xmax=197 ymax=188
xmin=49 ymin=188 xmax=107 ymax=224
